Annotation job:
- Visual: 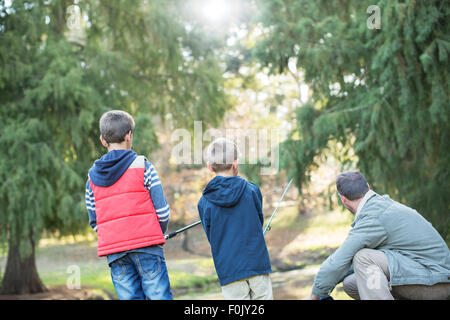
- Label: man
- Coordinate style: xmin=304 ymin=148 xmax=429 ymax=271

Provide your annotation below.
xmin=307 ymin=171 xmax=450 ymax=300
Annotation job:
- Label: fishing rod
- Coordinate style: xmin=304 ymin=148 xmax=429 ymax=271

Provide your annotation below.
xmin=263 ymin=178 xmax=294 ymax=235
xmin=164 ymin=178 xmax=294 ymax=240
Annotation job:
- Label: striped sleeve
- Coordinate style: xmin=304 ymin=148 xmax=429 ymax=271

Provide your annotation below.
xmin=85 ymin=179 xmax=98 ymax=232
xmin=144 ymin=161 xmax=170 ymax=227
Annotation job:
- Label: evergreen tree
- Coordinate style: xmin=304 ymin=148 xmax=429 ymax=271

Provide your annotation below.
xmin=252 ymin=0 xmax=449 ymax=240
xmin=0 ymin=0 xmax=230 ymax=294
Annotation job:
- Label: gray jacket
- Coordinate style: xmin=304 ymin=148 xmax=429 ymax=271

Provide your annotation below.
xmin=312 ymin=192 xmax=450 ymax=298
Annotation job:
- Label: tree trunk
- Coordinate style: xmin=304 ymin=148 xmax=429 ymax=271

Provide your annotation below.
xmin=0 ymin=236 xmax=47 ymax=295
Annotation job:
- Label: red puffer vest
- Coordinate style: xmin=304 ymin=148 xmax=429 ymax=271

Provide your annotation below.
xmin=89 ymin=156 xmax=165 ymax=256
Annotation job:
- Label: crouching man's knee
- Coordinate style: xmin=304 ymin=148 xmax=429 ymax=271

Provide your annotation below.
xmin=351 ymin=248 xmax=393 ymax=300
xmin=342 ymin=274 xmax=360 ymax=300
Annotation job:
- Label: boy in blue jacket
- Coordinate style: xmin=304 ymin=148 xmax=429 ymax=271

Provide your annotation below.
xmin=197 ymin=138 xmax=273 ymax=300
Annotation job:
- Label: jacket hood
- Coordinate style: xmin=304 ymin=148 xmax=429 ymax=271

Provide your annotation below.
xmin=88 ymin=149 xmax=137 ymax=187
xmin=202 ymin=175 xmax=247 ymax=208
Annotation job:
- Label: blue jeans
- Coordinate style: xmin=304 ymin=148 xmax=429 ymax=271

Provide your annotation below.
xmin=109 ymin=252 xmax=173 ymax=300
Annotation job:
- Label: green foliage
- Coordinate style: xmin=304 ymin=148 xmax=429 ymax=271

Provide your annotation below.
xmin=239 ymin=160 xmax=265 ymax=186
xmin=0 ymin=0 xmax=231 ymax=252
xmin=253 ymin=0 xmax=450 ymax=239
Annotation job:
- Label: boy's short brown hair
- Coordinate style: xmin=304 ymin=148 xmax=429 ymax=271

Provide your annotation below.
xmin=206 ymin=138 xmax=239 ymax=172
xmin=99 ymin=110 xmax=135 ymax=144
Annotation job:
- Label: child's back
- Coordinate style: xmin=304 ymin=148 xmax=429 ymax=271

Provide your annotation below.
xmin=85 ymin=110 xmax=172 ymax=300
xmin=198 ymin=175 xmax=272 ymax=286
xmin=88 ymin=150 xmax=165 ymax=256
xmin=198 ymin=137 xmax=273 ymax=300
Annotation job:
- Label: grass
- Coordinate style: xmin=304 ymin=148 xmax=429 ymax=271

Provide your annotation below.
xmin=269 ymin=206 xmax=353 ymax=254
xmin=39 ymin=264 xmax=114 ymax=292
xmin=0 ymin=235 xmax=220 ymax=299
xmin=38 ymin=261 xmax=219 ymax=299
xmin=34 ymin=244 xmax=219 ymax=298
xmin=34 ymin=241 xmax=116 ymax=294
xmin=33 ymin=243 xmax=217 ymax=293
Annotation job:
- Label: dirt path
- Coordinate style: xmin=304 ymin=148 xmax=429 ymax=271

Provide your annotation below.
xmin=174 ymin=265 xmax=321 ymax=300
xmin=0 ymin=286 xmax=114 ymax=300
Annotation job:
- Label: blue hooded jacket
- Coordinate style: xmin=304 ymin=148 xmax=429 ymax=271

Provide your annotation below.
xmin=88 ymin=149 xmax=137 ymax=187
xmin=197 ymin=175 xmax=272 ymax=286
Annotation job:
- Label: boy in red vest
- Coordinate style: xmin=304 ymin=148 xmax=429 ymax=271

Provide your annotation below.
xmin=85 ymin=110 xmax=172 ymax=300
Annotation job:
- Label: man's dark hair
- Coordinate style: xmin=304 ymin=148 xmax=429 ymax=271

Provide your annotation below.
xmin=336 ymin=171 xmax=369 ymax=200
xmin=99 ymin=110 xmax=135 ymax=144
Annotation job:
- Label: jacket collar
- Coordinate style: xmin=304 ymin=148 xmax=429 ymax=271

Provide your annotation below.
xmin=356 ymin=190 xmax=376 ymax=217
xmin=351 ymin=190 xmax=377 ymax=227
